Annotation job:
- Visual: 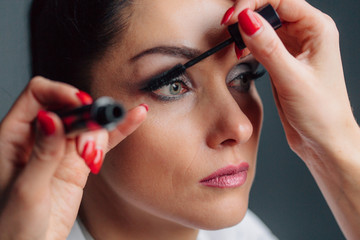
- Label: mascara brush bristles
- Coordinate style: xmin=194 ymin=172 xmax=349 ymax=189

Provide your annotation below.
xmin=142 ymin=64 xmax=186 ymax=91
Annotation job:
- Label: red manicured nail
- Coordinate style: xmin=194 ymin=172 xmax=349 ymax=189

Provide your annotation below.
xmin=76 ymin=91 xmax=93 ymax=105
xmin=238 ymin=8 xmax=263 ymax=36
xmin=37 ymin=110 xmax=56 ymax=136
xmin=81 ymin=140 xmax=96 ymax=166
xmin=89 ymin=148 xmax=104 ymax=174
xmin=234 ymin=44 xmax=244 ymax=60
xmin=139 ymin=103 xmax=149 ymax=112
xmin=221 ymin=6 xmax=235 ymax=25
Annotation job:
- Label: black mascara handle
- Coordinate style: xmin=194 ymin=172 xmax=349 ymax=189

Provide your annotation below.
xmin=56 ymin=96 xmax=125 ymax=136
xmin=228 ymin=4 xmax=282 ymax=49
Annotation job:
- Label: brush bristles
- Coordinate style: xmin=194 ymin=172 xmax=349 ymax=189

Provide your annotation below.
xmin=143 ymin=64 xmax=186 ymax=91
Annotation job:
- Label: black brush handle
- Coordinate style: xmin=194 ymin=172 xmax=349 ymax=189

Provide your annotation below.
xmin=56 ymin=96 xmax=125 ymax=136
xmin=228 ymin=4 xmax=282 ymax=49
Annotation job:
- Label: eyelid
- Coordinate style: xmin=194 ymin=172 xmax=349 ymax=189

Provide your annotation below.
xmin=161 ymin=72 xmax=192 ymax=89
xmin=226 ymin=63 xmax=255 ymax=83
xmin=151 ymin=81 xmax=190 ymax=101
xmin=141 ymin=65 xmax=193 ymax=92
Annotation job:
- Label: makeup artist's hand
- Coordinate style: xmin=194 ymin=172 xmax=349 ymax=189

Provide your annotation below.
xmin=222 ymin=0 xmax=360 ymax=239
xmin=0 ymin=76 xmax=147 ymax=239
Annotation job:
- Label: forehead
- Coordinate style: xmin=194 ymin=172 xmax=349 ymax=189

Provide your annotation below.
xmin=121 ymin=0 xmax=231 ymax=56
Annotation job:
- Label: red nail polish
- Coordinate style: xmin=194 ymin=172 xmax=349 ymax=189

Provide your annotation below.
xmin=139 ymin=103 xmax=149 ymax=112
xmin=81 ymin=140 xmax=96 ymax=166
xmin=37 ymin=110 xmax=56 ymax=136
xmin=89 ymin=149 xmax=104 ymax=174
xmin=76 ymin=91 xmax=93 ymax=105
xmin=238 ymin=8 xmax=263 ymax=36
xmin=221 ymin=6 xmax=235 ymax=25
xmin=234 ymin=45 xmax=244 ymax=60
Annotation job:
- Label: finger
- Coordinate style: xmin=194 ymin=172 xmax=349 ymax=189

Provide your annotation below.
xmin=16 ymin=110 xmax=66 ymax=199
xmin=224 ymin=0 xmax=315 ymax=26
xmin=76 ymin=104 xmax=148 ymax=174
xmin=0 ymin=112 xmax=65 ymax=239
xmin=76 ymin=129 xmax=108 ymax=174
xmin=236 ymin=8 xmax=301 ymax=91
xmin=225 ymin=0 xmax=337 ymax=62
xmin=269 ymin=81 xmax=301 ymax=147
xmin=5 ymin=76 xmax=89 ymax=125
xmin=108 ymin=104 xmax=148 ymax=149
xmin=0 ymin=77 xmax=92 ymax=189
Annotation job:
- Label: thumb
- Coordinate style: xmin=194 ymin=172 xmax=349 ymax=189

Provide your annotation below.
xmin=108 ymin=104 xmax=148 ymax=149
xmin=237 ymin=8 xmax=300 ymax=91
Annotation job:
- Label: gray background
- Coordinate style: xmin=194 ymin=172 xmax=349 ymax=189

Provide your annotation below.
xmin=0 ymin=1 xmax=359 ymax=239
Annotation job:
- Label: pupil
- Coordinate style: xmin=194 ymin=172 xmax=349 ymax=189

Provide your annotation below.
xmin=171 ymin=83 xmax=180 ymax=93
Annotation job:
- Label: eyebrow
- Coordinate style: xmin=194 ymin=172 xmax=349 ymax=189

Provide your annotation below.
xmin=129 ymin=46 xmax=203 ymax=62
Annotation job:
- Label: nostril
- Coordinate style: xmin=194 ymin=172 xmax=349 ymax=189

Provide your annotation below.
xmin=220 ymin=139 xmax=238 ymax=147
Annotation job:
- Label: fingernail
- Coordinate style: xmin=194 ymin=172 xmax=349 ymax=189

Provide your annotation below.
xmin=238 ymin=8 xmax=263 ymax=36
xmin=76 ymin=91 xmax=93 ymax=105
xmin=221 ymin=6 xmax=235 ymax=25
xmin=81 ymin=140 xmax=96 ymax=166
xmin=139 ymin=103 xmax=149 ymax=112
xmin=89 ymin=148 xmax=104 ymax=174
xmin=37 ymin=110 xmax=56 ymax=136
xmin=235 ymin=44 xmax=244 ymax=60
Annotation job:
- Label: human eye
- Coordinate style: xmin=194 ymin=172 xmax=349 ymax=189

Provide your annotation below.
xmin=226 ymin=62 xmax=265 ymax=93
xmin=140 ymin=69 xmax=191 ymax=101
xmin=152 ymin=78 xmax=190 ymax=101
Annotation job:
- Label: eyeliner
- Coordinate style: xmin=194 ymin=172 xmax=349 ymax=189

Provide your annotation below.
xmin=55 ymin=96 xmax=125 ymax=136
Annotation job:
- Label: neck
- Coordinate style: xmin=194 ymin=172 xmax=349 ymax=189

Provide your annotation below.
xmin=79 ymin=175 xmax=199 ymax=240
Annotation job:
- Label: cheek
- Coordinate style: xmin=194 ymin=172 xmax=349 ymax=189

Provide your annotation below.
xmin=102 ymin=108 xmax=202 ymax=202
xmin=98 ymin=89 xmax=263 ymax=229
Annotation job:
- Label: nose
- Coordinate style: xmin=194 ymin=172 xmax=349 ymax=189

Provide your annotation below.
xmin=205 ymin=88 xmax=254 ymax=149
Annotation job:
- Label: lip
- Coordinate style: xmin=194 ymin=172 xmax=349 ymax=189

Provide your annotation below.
xmin=200 ymin=163 xmax=249 ymax=188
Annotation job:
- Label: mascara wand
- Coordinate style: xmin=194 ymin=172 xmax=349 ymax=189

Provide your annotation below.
xmin=145 ymin=4 xmax=281 ymax=91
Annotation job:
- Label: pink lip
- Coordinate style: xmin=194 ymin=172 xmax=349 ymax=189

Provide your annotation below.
xmin=200 ymin=163 xmax=249 ymax=188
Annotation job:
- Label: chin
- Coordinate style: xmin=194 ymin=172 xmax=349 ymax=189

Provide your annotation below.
xmin=176 ymin=193 xmax=250 ymax=231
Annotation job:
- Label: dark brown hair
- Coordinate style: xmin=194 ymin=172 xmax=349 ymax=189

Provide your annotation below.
xmin=30 ymin=0 xmax=132 ymax=92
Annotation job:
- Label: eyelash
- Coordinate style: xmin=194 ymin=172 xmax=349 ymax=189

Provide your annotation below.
xmin=141 ymin=73 xmax=191 ymax=101
xmin=141 ymin=65 xmax=265 ymax=101
xmin=228 ymin=70 xmax=265 ymax=93
xmin=151 ymin=78 xmax=190 ymax=101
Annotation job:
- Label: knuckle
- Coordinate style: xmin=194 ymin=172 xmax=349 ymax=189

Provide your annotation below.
xmin=11 ymin=180 xmax=44 ymax=209
xmin=26 ymin=76 xmax=44 ymax=97
xmin=256 ymin=36 xmax=282 ymax=60
xmin=32 ymin=142 xmax=59 ymax=163
xmin=319 ymin=14 xmax=339 ymax=39
xmin=11 ymin=181 xmax=32 ymax=205
xmin=28 ymin=76 xmax=46 ymax=89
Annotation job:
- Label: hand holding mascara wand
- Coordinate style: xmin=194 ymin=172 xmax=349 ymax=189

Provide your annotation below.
xmin=55 ymin=96 xmax=125 ymax=137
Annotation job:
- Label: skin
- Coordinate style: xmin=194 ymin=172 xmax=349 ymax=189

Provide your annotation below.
xmin=83 ymin=0 xmax=262 ymax=239
xmin=0 ymin=0 xmax=360 ymax=239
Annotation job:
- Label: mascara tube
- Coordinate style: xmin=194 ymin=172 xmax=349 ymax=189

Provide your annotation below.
xmin=228 ymin=4 xmax=282 ymax=50
xmin=56 ymin=96 xmax=125 ymax=136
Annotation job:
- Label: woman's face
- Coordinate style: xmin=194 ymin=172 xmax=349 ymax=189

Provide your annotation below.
xmin=88 ymin=0 xmax=263 ymax=230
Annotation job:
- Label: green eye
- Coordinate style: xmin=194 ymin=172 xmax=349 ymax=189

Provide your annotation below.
xmin=169 ymin=82 xmax=182 ymax=95
xmin=153 ymin=81 xmax=189 ymax=98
